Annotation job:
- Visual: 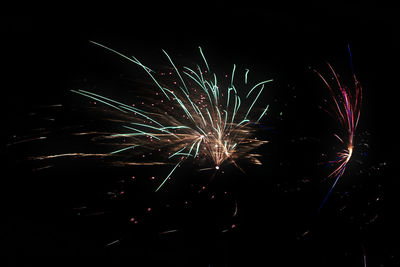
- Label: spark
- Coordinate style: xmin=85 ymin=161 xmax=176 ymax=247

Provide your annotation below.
xmin=71 ymin=42 xmax=272 ymax=191
xmin=6 ymin=136 xmax=47 ymax=146
xmin=301 ymin=230 xmax=310 ymax=237
xmin=362 ymin=244 xmax=367 ymax=267
xmin=30 ymin=153 xmax=110 ymax=160
xmin=105 ymin=239 xmax=120 ymax=246
xmin=315 ymin=59 xmax=362 ymax=210
xmin=159 ymin=229 xmax=179 ymax=235
xmin=110 ymin=161 xmax=172 ymax=166
xmin=233 ymin=200 xmax=238 ymax=217
xmin=32 ymin=165 xmax=53 ymax=172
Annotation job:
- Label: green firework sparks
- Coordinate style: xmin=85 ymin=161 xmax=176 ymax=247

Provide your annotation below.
xmin=71 ymin=42 xmax=272 ymax=191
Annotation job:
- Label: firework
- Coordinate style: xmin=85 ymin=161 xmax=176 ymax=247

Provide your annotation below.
xmin=69 ymin=42 xmax=272 ymax=192
xmin=315 ymin=54 xmax=362 ymax=210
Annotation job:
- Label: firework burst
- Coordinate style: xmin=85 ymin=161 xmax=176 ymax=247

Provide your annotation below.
xmin=315 ymin=58 xmax=362 ymax=210
xmin=69 ymin=42 xmax=272 ymax=192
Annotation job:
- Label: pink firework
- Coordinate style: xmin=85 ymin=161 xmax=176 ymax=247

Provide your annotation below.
xmin=314 ymin=61 xmax=362 ymax=210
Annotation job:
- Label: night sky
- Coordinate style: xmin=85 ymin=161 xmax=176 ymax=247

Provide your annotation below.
xmin=2 ymin=4 xmax=398 ymax=267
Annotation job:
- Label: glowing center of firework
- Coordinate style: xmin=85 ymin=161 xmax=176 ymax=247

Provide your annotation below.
xmin=215 ymin=166 xmax=220 ymax=170
xmin=346 ymin=146 xmax=353 ymax=162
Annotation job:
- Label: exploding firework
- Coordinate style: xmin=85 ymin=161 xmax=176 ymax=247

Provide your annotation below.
xmin=314 ymin=56 xmax=362 ymax=210
xmin=67 ymin=42 xmax=272 ymax=192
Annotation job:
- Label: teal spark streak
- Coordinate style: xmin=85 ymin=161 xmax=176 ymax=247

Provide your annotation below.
xmin=155 ymin=162 xmax=181 ymax=192
xmin=194 ymin=138 xmax=202 ymax=157
xmin=223 ymin=110 xmax=228 ymax=130
xmin=235 ymin=95 xmax=241 ymax=114
xmin=90 ymin=41 xmax=148 ymax=69
xmin=206 ymin=108 xmax=214 ymax=128
xmin=182 ymin=69 xmax=213 ymax=104
xmin=231 ymin=64 xmax=236 ymax=86
xmin=130 ymin=122 xmax=179 ymax=139
xmin=198 ymin=46 xmax=210 ymax=72
xmin=71 ymin=90 xmax=127 ymax=113
xmin=196 ymin=126 xmax=207 ymax=137
xmin=170 ymin=92 xmax=195 ymax=122
xmin=161 ymin=126 xmax=191 ymax=130
xmin=188 ymin=139 xmax=200 ymax=156
xmin=182 ymin=90 xmax=205 ymax=124
xmin=162 ymin=50 xmax=189 ymax=94
xmin=198 ymin=65 xmax=216 ymax=106
xmin=246 ymin=79 xmax=273 ymax=98
xmin=110 ymin=145 xmax=137 ymax=154
xmin=226 ymin=87 xmax=234 ymax=111
xmin=205 ymin=80 xmax=217 ymax=104
xmin=169 ymin=147 xmax=187 ymax=159
xmin=73 ymin=90 xmax=166 ymax=129
xmin=117 ymin=105 xmax=165 ymax=128
xmin=197 ymin=65 xmax=206 ymax=87
xmin=245 ymin=69 xmax=250 ymax=84
xmin=216 ymin=108 xmax=222 ymax=125
xmin=213 ymin=74 xmax=219 ymax=98
xmin=216 ymin=124 xmax=222 ymax=139
xmin=231 ymin=95 xmax=240 ymax=126
xmin=245 ymin=84 xmax=264 ymax=119
xmin=192 ymin=104 xmax=207 ymax=126
xmin=122 ymin=126 xmax=161 ymax=140
xmin=256 ymin=105 xmax=269 ymax=122
xmin=76 ymin=90 xmax=164 ymax=127
xmin=236 ymin=119 xmax=250 ymax=128
xmin=89 ymin=41 xmax=170 ymax=100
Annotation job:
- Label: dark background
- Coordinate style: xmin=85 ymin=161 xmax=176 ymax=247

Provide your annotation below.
xmin=2 ymin=3 xmax=398 ymax=267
